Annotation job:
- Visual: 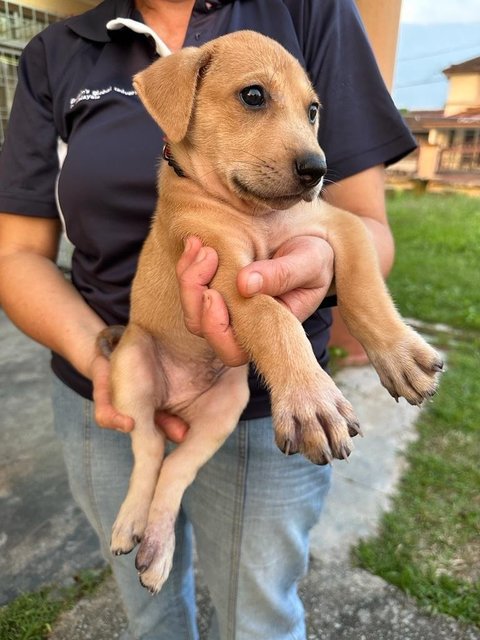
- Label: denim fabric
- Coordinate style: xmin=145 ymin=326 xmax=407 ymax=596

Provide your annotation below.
xmin=52 ymin=376 xmax=331 ymax=640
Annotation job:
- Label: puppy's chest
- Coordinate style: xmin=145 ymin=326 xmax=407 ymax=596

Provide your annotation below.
xmin=261 ymin=201 xmax=324 ymax=255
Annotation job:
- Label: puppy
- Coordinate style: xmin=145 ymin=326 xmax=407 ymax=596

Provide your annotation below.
xmin=98 ymin=31 xmax=442 ymax=593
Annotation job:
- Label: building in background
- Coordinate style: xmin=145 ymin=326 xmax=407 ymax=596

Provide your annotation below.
xmin=0 ymin=0 xmax=96 ymax=146
xmin=391 ymin=56 xmax=480 ymax=191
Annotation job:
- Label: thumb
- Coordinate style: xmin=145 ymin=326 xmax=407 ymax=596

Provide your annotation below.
xmin=237 ymin=254 xmax=308 ymax=298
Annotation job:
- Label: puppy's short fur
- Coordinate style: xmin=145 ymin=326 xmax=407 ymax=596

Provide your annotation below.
xmin=99 ymin=31 xmax=442 ymax=593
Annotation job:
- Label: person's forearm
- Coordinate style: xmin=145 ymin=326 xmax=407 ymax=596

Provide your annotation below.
xmin=322 ymin=165 xmax=395 ymax=279
xmin=0 ymin=252 xmax=106 ymax=378
xmin=360 ymin=215 xmax=395 ymax=278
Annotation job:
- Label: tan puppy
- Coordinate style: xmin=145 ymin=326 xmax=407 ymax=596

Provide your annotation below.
xmin=99 ymin=31 xmax=442 ymax=593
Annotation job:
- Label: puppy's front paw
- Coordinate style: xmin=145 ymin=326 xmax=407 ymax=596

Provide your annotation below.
xmin=135 ymin=514 xmax=176 ymax=594
xmin=110 ymin=499 xmax=149 ymax=556
xmin=272 ymin=375 xmax=360 ymax=465
xmin=368 ymin=327 xmax=443 ymax=405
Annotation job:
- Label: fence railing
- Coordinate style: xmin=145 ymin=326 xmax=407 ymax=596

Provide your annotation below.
xmin=438 ymin=144 xmax=480 ymax=174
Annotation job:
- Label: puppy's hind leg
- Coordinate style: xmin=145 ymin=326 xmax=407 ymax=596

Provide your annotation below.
xmin=135 ymin=365 xmax=249 ymax=594
xmin=109 ymin=325 xmax=167 ymax=556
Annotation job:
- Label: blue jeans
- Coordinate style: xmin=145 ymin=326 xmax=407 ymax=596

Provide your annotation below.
xmin=52 ymin=376 xmax=331 ymax=640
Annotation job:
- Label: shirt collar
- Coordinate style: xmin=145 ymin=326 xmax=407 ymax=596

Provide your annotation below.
xmin=66 ymin=0 xmax=235 ymax=43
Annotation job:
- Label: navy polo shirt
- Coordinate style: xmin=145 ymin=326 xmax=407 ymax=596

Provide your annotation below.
xmin=0 ymin=0 xmax=415 ymax=419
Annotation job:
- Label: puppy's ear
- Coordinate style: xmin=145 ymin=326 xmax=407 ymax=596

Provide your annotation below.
xmin=133 ymin=47 xmax=211 ymax=143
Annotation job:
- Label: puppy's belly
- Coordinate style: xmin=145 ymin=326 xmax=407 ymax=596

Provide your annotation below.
xmin=158 ymin=346 xmax=229 ymax=417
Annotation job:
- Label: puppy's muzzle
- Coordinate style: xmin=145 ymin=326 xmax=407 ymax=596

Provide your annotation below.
xmin=294 ymin=153 xmax=327 ymax=189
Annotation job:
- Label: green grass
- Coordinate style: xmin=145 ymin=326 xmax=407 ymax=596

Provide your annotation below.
xmin=386 ymin=191 xmax=480 ymax=331
xmin=0 ymin=567 xmax=109 ymax=640
xmin=354 ymin=192 xmax=480 ymax=626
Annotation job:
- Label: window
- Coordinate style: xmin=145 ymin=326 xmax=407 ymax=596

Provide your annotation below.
xmin=463 ymin=129 xmax=477 ymax=146
xmin=0 ymin=47 xmax=19 ymax=146
xmin=0 ymin=1 xmax=60 ymax=148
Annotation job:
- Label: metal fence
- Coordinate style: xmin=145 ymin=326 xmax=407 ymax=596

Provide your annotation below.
xmin=438 ymin=144 xmax=480 ymax=174
xmin=0 ymin=1 xmax=59 ymax=147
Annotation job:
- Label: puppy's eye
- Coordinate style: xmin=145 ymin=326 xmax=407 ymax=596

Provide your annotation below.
xmin=308 ymin=102 xmax=319 ymax=124
xmin=239 ymin=85 xmax=266 ymax=108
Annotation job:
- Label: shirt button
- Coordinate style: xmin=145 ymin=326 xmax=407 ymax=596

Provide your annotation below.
xmin=195 ymin=32 xmax=201 ymax=40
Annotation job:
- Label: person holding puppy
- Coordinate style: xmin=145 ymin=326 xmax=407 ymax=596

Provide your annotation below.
xmin=0 ymin=1 xmax=415 ymax=639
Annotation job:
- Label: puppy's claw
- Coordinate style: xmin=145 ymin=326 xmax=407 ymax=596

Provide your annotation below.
xmin=348 ymin=421 xmax=363 ymax=438
xmin=280 ymin=437 xmax=298 ymax=456
xmin=316 ymin=448 xmax=333 ymax=466
xmin=432 ymin=360 xmax=444 ymax=372
xmin=339 ymin=444 xmax=351 ymax=462
xmin=138 ymin=574 xmax=156 ymax=594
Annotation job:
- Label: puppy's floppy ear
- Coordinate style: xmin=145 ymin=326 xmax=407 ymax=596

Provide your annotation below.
xmin=133 ymin=46 xmax=211 ymax=143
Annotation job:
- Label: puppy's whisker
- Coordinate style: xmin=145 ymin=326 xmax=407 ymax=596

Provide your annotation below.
xmin=230 ymin=147 xmax=277 ymax=166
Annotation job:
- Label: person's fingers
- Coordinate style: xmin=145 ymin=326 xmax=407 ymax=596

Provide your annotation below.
xmin=91 ymin=355 xmax=134 ymax=432
xmin=154 ymin=411 xmax=189 ymax=443
xmin=176 ymin=236 xmax=248 ymax=365
xmin=176 ymin=237 xmax=219 ymax=335
xmin=200 ymin=289 xmax=248 ymax=366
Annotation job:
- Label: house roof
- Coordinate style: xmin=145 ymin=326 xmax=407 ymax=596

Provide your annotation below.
xmin=403 ymin=108 xmax=480 ymax=132
xmin=443 ymin=56 xmax=480 ymax=76
xmin=424 ymin=107 xmax=480 ymax=129
xmin=403 ymin=110 xmax=443 ymax=133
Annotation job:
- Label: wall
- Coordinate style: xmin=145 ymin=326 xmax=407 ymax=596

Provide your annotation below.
xmin=444 ymin=74 xmax=480 ymax=116
xmin=355 ymin=0 xmax=402 ymax=90
xmin=17 ymin=0 xmax=97 ymax=16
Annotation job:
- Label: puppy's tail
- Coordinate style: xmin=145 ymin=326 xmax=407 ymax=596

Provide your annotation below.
xmin=96 ymin=325 xmax=126 ymax=359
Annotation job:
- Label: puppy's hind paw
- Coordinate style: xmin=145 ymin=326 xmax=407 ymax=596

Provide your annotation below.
xmin=110 ymin=502 xmax=149 ymax=556
xmin=135 ymin=515 xmax=176 ymax=595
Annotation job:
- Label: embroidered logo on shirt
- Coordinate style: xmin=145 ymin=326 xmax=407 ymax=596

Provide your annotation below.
xmin=70 ymin=86 xmax=137 ymax=109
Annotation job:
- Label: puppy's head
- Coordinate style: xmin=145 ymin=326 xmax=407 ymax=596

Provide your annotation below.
xmin=134 ymin=31 xmax=327 ymax=211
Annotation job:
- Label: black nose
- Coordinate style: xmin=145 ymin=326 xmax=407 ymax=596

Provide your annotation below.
xmin=294 ymin=154 xmax=327 ymax=188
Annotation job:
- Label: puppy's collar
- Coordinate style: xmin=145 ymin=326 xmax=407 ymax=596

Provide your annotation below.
xmin=163 ymin=143 xmax=186 ymax=178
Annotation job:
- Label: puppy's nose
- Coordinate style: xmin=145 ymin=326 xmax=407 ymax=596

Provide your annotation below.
xmin=294 ymin=154 xmax=327 ymax=188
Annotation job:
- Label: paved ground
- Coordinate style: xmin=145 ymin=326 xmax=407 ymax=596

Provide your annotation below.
xmin=1 ymin=309 xmax=479 ymax=639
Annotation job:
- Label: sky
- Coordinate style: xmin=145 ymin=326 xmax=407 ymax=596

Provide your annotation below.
xmin=392 ymin=0 xmax=480 ymax=108
xmin=401 ymin=0 xmax=480 ymax=24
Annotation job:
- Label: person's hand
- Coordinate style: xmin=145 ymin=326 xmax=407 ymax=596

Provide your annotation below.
xmin=176 ymin=235 xmax=335 ymax=364
xmin=90 ymin=351 xmax=189 ymax=442
xmin=238 ymin=235 xmax=335 ymax=321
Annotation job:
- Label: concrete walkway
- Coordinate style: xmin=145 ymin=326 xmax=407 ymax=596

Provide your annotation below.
xmin=1 ymin=309 xmax=479 ymax=639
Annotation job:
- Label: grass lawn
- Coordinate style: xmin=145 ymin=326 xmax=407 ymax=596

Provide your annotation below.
xmin=354 ymin=191 xmax=480 ymax=626
xmin=0 ymin=568 xmax=108 ymax=640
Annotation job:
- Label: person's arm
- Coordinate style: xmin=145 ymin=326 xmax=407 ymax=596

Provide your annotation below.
xmin=0 ymin=212 xmax=136 ymax=431
xmin=0 ymin=213 xmax=104 ymax=373
xmin=0 ymin=212 xmax=191 ymax=438
xmin=322 ymin=165 xmax=394 ymax=277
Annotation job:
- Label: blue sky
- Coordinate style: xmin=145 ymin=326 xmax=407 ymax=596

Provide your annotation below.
xmin=401 ymin=0 xmax=480 ymax=24
xmin=392 ymin=1 xmax=480 ymax=108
